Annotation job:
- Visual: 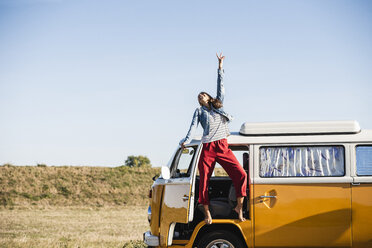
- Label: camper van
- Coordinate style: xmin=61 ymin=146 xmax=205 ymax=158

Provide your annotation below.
xmin=143 ymin=121 xmax=372 ymax=248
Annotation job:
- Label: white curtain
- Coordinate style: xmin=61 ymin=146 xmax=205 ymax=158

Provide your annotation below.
xmin=260 ymin=146 xmax=344 ymax=177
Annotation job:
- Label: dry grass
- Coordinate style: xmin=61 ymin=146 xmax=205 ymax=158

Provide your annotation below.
xmin=0 ymin=206 xmax=149 ymax=248
xmin=0 ymin=165 xmax=157 ymax=247
xmin=0 ymin=165 xmax=160 ymax=207
xmin=0 ymin=165 xmax=230 ymax=247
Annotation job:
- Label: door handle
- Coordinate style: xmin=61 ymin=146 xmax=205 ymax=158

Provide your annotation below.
xmin=182 ymin=195 xmax=189 ymax=201
xmin=259 ymin=195 xmax=276 ymax=199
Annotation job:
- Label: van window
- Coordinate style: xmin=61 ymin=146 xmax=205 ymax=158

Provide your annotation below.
xmin=212 ymin=146 xmax=249 ymax=177
xmin=356 ymin=146 xmax=372 ymax=176
xmin=170 ymin=146 xmax=197 ymax=178
xmin=260 ymin=146 xmax=345 ymax=177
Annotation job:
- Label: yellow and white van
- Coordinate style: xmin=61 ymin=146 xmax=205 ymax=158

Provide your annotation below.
xmin=143 ymin=121 xmax=372 ymax=248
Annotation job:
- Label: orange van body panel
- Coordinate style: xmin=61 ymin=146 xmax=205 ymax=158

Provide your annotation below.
xmin=150 ymin=184 xmax=164 ymax=236
xmin=352 ymin=183 xmax=372 ymax=248
xmin=254 ymin=183 xmax=352 ymax=247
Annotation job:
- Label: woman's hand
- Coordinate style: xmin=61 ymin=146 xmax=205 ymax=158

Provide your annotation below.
xmin=181 ymin=142 xmax=186 ymax=149
xmin=216 ymin=52 xmax=225 ymax=69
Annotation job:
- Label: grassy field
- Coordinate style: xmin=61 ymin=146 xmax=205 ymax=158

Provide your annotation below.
xmin=0 ymin=165 xmax=160 ymax=247
xmin=0 ymin=165 xmax=160 ymax=207
xmin=0 ymin=206 xmax=148 ymax=248
xmin=0 ymin=165 xmax=228 ymax=247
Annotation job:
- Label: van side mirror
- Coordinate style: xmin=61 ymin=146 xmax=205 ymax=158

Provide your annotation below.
xmin=161 ymin=166 xmax=170 ymax=180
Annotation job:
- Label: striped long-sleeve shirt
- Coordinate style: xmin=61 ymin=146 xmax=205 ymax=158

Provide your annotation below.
xmin=201 ymin=109 xmax=230 ymax=144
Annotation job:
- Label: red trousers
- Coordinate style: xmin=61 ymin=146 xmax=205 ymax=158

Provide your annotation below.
xmin=198 ymin=139 xmax=247 ymax=205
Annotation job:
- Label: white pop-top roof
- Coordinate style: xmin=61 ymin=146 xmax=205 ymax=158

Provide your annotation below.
xmin=239 ymin=120 xmax=361 ymax=136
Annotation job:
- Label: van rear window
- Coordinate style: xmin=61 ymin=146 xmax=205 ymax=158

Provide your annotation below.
xmin=259 ymin=146 xmax=345 ymax=177
xmin=356 ymin=146 xmax=372 ymax=176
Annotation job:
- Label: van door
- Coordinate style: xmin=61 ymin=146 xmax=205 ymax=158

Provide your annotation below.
xmin=159 ymin=145 xmax=200 ymax=246
xmin=351 ymin=144 xmax=372 ymax=248
xmin=253 ymin=145 xmax=352 ymax=247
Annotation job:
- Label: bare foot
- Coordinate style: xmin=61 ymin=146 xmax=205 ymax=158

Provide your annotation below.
xmin=204 ymin=209 xmax=212 ymax=225
xmin=234 ymin=206 xmax=246 ymax=222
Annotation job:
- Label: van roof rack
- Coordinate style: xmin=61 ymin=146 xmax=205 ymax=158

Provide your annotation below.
xmin=239 ymin=120 xmax=361 ymax=136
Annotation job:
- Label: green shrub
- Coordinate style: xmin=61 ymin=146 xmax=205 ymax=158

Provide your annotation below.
xmin=0 ymin=193 xmax=14 ymax=207
xmin=42 ymin=184 xmax=49 ymax=192
xmin=124 ymin=155 xmax=151 ymax=167
xmin=57 ymin=185 xmax=71 ymax=197
xmin=2 ymin=163 xmax=14 ymax=167
xmin=21 ymin=192 xmax=32 ymax=199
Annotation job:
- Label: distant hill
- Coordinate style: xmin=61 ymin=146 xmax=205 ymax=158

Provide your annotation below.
xmin=0 ymin=165 xmax=160 ymax=208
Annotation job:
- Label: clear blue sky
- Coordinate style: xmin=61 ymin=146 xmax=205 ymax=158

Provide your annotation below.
xmin=1 ymin=0 xmax=371 ymax=167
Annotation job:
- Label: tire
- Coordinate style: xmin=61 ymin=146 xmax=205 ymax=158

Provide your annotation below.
xmin=197 ymin=230 xmax=245 ymax=248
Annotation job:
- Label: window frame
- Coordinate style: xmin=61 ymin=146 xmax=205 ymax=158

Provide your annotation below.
xmin=253 ymin=143 xmax=352 ymax=185
xmin=350 ymin=143 xmax=372 ymax=184
xmin=258 ymin=144 xmax=346 ymax=178
xmin=169 ymin=145 xmax=198 ymax=179
xmin=355 ymin=145 xmax=372 ymax=177
xmin=210 ymin=145 xmax=249 ymax=178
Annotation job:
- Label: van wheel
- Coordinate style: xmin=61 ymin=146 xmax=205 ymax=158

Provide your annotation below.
xmin=197 ymin=230 xmax=245 ymax=248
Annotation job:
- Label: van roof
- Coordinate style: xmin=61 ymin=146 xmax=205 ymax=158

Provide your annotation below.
xmin=187 ymin=121 xmax=372 ymax=145
xmin=239 ymin=120 xmax=361 ymax=136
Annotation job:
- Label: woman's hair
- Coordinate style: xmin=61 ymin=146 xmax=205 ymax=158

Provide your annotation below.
xmin=199 ymin=92 xmax=223 ymax=109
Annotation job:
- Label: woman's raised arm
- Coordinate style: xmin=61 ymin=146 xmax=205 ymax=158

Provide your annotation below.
xmin=216 ymin=52 xmax=225 ymax=103
xmin=217 ymin=52 xmax=225 ymax=70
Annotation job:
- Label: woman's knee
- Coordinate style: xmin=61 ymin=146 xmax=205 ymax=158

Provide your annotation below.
xmin=238 ymin=170 xmax=247 ymax=185
xmin=242 ymin=169 xmax=247 ymax=179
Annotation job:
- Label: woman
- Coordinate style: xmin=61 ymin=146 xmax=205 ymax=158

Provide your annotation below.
xmin=180 ymin=53 xmax=247 ymax=224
